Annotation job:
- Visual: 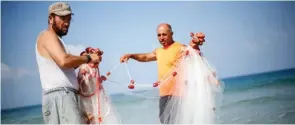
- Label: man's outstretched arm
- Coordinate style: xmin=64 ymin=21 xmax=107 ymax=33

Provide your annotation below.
xmin=130 ymin=51 xmax=157 ymax=62
xmin=120 ymin=49 xmax=157 ymax=63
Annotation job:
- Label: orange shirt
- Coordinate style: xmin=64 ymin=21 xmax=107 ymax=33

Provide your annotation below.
xmin=155 ymin=42 xmax=184 ymax=96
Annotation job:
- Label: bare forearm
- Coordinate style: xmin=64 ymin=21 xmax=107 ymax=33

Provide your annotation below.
xmin=130 ymin=54 xmax=150 ymax=62
xmin=61 ymin=54 xmax=87 ymax=68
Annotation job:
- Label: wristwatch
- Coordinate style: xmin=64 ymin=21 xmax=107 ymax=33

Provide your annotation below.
xmin=86 ymin=55 xmax=92 ymax=63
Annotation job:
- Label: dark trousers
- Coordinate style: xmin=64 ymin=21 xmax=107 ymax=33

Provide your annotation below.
xmin=159 ymin=95 xmax=181 ymax=124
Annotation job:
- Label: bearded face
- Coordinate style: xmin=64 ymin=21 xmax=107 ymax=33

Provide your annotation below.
xmin=49 ymin=14 xmax=71 ymax=37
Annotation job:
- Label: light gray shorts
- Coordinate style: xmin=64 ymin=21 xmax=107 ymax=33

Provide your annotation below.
xmin=42 ymin=87 xmax=84 ymax=124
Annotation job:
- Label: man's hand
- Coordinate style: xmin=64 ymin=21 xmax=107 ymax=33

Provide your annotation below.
xmin=89 ymin=54 xmax=102 ymax=63
xmin=189 ymin=32 xmax=206 ymax=51
xmin=189 ymin=40 xmax=199 ymax=49
xmin=84 ymin=47 xmax=103 ymax=63
xmin=190 ymin=32 xmax=205 ymax=47
xmin=120 ymin=54 xmax=132 ymax=63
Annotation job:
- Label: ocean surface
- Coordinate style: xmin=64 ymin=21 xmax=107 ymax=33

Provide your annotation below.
xmin=2 ymin=68 xmax=295 ymax=124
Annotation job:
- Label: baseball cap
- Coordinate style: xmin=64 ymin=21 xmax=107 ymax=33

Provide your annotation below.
xmin=48 ymin=2 xmax=73 ymax=16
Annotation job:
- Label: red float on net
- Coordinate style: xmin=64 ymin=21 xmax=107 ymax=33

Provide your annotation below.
xmin=101 ymin=75 xmax=107 ymax=81
xmin=153 ymin=82 xmax=159 ymax=87
xmin=128 ymin=80 xmax=135 ymax=89
xmin=98 ymin=117 xmax=102 ymax=123
xmin=106 ymin=72 xmax=111 ymax=76
xmin=185 ymin=50 xmax=189 ymax=56
xmin=128 ymin=84 xmax=134 ymax=89
xmin=81 ymin=69 xmax=87 ymax=75
xmin=172 ymin=72 xmax=178 ymax=77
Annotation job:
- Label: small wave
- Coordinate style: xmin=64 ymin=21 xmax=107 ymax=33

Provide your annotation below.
xmin=225 ymin=77 xmax=295 ymax=93
xmin=221 ymin=94 xmax=294 ymax=108
xmin=279 ymin=109 xmax=295 ymax=119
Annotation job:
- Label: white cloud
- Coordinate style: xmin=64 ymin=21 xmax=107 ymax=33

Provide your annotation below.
xmin=66 ymin=44 xmax=86 ymax=56
xmin=1 ymin=63 xmax=35 ymax=80
xmin=241 ymin=39 xmax=272 ymax=54
xmin=242 ymin=40 xmax=260 ymax=53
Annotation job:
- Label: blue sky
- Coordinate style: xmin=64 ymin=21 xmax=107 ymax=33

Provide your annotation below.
xmin=1 ymin=1 xmax=295 ymax=109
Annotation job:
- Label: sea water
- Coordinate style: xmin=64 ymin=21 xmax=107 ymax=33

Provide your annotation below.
xmin=2 ymin=68 xmax=295 ymax=124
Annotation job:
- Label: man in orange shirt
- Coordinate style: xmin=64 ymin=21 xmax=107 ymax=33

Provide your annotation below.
xmin=120 ymin=23 xmax=204 ymax=124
